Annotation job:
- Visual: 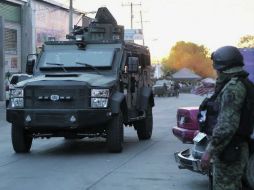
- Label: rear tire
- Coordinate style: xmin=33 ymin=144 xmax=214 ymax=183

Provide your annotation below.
xmin=136 ymin=105 xmax=153 ymax=140
xmin=11 ymin=125 xmax=32 ymax=153
xmin=107 ymin=112 xmax=124 ymax=153
xmin=245 ymin=153 xmax=254 ymax=189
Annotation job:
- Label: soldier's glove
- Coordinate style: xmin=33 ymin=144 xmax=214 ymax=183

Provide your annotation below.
xmin=201 ymin=151 xmax=212 ymax=171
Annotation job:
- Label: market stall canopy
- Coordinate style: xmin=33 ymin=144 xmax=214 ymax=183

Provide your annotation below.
xmin=172 ymin=68 xmax=201 ymax=80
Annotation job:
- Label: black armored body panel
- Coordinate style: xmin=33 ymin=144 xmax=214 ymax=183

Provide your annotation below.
xmin=7 ymin=7 xmax=154 ymax=153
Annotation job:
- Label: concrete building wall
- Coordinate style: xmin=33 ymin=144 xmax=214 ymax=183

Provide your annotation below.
xmin=21 ymin=1 xmax=33 ymax=72
xmin=34 ymin=0 xmax=85 ymax=48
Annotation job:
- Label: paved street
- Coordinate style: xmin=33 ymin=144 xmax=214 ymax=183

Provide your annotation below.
xmin=0 ymin=94 xmax=208 ymax=190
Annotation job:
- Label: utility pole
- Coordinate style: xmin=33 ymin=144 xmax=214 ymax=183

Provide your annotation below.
xmin=0 ymin=16 xmax=5 ymax=101
xmin=137 ymin=10 xmax=150 ymax=46
xmin=140 ymin=10 xmax=144 ymax=45
xmin=69 ymin=0 xmax=73 ymax=33
xmin=122 ymin=2 xmax=141 ymax=29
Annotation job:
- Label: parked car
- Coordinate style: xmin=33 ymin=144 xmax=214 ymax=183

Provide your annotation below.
xmin=172 ymin=107 xmax=199 ymax=143
xmin=174 ymin=108 xmax=254 ymax=189
xmin=5 ymin=73 xmax=32 ymax=107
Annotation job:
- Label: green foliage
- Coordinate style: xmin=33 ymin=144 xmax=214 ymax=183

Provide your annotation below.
xmin=238 ymin=35 xmax=254 ymax=48
xmin=162 ymin=41 xmax=216 ymax=78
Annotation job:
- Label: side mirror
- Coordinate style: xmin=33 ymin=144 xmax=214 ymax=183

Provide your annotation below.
xmin=26 ymin=53 xmax=37 ymax=75
xmin=127 ymin=57 xmax=139 ymax=73
xmin=26 ymin=59 xmax=35 ymax=75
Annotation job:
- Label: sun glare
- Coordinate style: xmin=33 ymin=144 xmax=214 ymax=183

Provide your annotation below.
xmin=56 ymin=0 xmax=254 ymax=60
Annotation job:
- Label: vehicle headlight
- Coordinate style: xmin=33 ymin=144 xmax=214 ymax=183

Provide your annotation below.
xmin=91 ymin=89 xmax=109 ymax=97
xmin=10 ymin=88 xmax=24 ymax=108
xmin=10 ymin=98 xmax=24 ymax=108
xmin=90 ymin=89 xmax=109 ymax=108
xmin=10 ymin=88 xmax=24 ymax=98
xmin=75 ymin=35 xmax=83 ymax=41
xmin=91 ymin=98 xmax=108 ymax=108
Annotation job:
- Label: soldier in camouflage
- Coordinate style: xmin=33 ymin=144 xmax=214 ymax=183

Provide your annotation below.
xmin=201 ymin=46 xmax=249 ymax=190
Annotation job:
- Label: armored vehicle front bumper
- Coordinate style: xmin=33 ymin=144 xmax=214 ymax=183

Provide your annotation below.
xmin=7 ymin=108 xmax=112 ymax=128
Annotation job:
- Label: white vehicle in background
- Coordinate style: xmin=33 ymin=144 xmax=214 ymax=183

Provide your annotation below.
xmin=6 ymin=74 xmax=32 ymax=107
xmin=152 ymin=79 xmax=175 ymax=97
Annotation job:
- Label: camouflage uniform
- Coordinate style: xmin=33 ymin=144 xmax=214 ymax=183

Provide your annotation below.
xmin=206 ymin=67 xmax=249 ymax=190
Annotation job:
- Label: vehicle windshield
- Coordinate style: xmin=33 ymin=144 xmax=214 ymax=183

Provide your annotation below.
xmin=38 ymin=49 xmax=115 ymax=69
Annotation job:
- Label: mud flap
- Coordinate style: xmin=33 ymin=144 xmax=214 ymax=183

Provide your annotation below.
xmin=137 ymin=87 xmax=154 ymax=111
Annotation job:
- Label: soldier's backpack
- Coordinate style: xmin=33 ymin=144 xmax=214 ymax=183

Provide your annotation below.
xmin=237 ymin=77 xmax=254 ymax=143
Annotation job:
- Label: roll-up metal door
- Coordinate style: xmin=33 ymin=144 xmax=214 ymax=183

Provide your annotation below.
xmin=0 ymin=2 xmax=21 ymax=23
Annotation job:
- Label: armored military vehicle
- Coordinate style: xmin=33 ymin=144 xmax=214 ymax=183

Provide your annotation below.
xmin=7 ymin=7 xmax=154 ymax=153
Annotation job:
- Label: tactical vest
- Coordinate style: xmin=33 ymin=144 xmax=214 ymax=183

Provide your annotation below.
xmin=198 ymin=76 xmax=252 ymax=141
xmin=198 ymin=77 xmax=230 ymax=136
xmin=198 ymin=92 xmax=220 ymax=136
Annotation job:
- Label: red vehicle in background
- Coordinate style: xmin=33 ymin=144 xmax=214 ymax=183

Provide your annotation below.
xmin=172 ymin=107 xmax=199 ymax=144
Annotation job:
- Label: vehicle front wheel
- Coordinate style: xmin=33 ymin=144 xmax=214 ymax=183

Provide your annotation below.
xmin=245 ymin=153 xmax=254 ymax=189
xmin=107 ymin=112 xmax=124 ymax=153
xmin=135 ymin=105 xmax=153 ymax=140
xmin=11 ymin=125 xmax=32 ymax=153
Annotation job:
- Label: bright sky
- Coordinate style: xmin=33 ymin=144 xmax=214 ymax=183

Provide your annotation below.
xmin=57 ymin=0 xmax=254 ymax=60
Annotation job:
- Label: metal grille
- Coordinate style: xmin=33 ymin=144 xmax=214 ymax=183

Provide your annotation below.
xmin=24 ymin=85 xmax=89 ymax=109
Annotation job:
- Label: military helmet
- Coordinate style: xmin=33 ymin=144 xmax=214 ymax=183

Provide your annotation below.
xmin=211 ymin=46 xmax=244 ymax=71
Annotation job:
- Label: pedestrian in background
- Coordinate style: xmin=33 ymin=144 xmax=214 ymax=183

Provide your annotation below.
xmin=200 ymin=46 xmax=249 ymax=190
xmin=173 ymin=82 xmax=180 ymax=97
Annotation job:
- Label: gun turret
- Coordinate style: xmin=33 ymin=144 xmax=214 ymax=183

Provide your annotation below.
xmin=95 ymin=7 xmax=117 ymax=25
xmin=66 ymin=7 xmax=124 ymax=46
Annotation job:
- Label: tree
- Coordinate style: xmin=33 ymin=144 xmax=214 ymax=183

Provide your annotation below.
xmin=162 ymin=41 xmax=216 ymax=78
xmin=161 ymin=57 xmax=176 ymax=76
xmin=238 ymin=35 xmax=254 ymax=48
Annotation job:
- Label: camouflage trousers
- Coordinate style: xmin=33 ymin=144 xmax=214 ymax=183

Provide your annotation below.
xmin=213 ymin=142 xmax=249 ymax=190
